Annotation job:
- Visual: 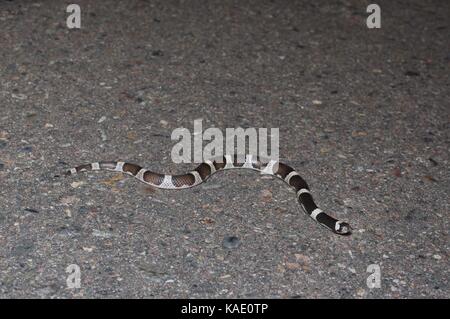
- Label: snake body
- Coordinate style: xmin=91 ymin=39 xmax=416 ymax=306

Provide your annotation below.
xmin=65 ymin=154 xmax=351 ymax=235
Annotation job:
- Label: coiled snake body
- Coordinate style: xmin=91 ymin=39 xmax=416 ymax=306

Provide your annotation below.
xmin=65 ymin=154 xmax=351 ymax=235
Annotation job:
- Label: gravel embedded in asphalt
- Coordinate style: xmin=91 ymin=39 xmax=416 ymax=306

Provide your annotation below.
xmin=222 ymin=236 xmax=241 ymax=249
xmin=0 ymin=0 xmax=448 ymax=298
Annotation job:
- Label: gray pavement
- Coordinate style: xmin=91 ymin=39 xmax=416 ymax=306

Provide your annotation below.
xmin=0 ymin=0 xmax=448 ymax=298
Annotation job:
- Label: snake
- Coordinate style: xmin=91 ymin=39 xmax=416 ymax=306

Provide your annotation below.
xmin=64 ymin=154 xmax=352 ymax=235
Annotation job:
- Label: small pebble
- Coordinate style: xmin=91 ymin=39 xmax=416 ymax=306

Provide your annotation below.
xmin=60 ymin=195 xmax=78 ymax=205
xmin=222 ymin=236 xmax=241 ymax=249
xmin=71 ymin=181 xmax=84 ymax=188
xmin=428 ymin=157 xmax=438 ymax=166
xmin=24 ymin=208 xmax=39 ymax=214
xmin=78 ymin=206 xmax=88 ymax=214
xmin=152 ymin=50 xmax=163 ymax=56
xmin=98 ymin=116 xmax=107 ymax=123
xmin=20 ymin=146 xmax=33 ymax=152
xmin=294 ymin=253 xmax=311 ymax=265
xmin=92 ymin=229 xmax=113 ymax=239
xmin=343 ymin=198 xmax=353 ymax=208
xmin=433 ymin=254 xmax=441 ymax=260
xmin=99 ymin=129 xmax=107 ymax=141
xmin=356 ymin=288 xmax=366 ymax=297
xmin=12 ymin=93 xmax=27 ymax=100
xmin=260 ymin=189 xmax=272 ymax=202
xmin=286 ymin=262 xmax=300 ymax=270
xmin=201 ymin=184 xmax=222 ymax=190
xmin=405 ymin=70 xmax=420 ymax=76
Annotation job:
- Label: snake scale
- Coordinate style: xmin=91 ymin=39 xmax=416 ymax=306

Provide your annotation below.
xmin=65 ymin=154 xmax=351 ymax=235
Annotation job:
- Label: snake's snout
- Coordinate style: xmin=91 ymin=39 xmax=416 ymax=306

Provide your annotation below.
xmin=335 ymin=222 xmax=352 ymax=236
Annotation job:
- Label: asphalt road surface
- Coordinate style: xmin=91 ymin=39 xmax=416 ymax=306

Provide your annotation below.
xmin=0 ymin=0 xmax=448 ymax=298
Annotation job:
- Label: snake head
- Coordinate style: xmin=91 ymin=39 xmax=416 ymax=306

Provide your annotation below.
xmin=335 ymin=221 xmax=352 ymax=236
